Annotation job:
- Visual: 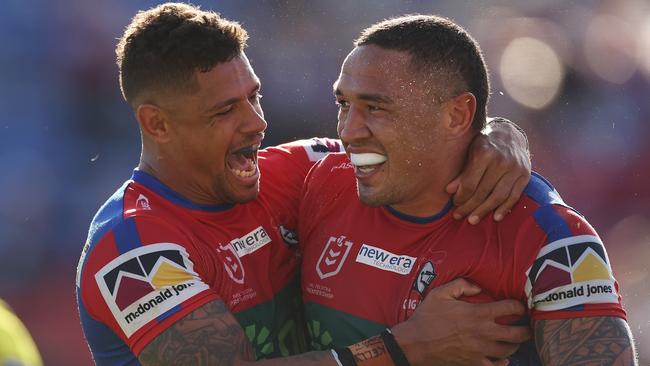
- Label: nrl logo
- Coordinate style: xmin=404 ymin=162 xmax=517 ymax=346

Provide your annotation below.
xmin=316 ymin=236 xmax=354 ymax=279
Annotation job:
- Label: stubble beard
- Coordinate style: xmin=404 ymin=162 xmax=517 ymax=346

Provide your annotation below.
xmin=216 ymin=174 xmax=260 ymax=205
xmin=356 ymin=181 xmax=400 ymax=208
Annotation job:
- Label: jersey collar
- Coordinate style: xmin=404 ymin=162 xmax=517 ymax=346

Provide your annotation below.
xmin=384 ymin=198 xmax=453 ymax=224
xmin=131 ymin=169 xmax=235 ymax=212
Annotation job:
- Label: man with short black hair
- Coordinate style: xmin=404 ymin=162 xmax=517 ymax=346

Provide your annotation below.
xmin=299 ymin=14 xmax=637 ymax=365
xmin=77 ymin=4 xmax=533 ymax=365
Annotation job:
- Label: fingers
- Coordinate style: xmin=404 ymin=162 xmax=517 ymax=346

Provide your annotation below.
xmin=477 ymin=299 xmax=526 ymax=320
xmin=428 ymin=278 xmax=482 ymax=300
xmin=494 ymin=174 xmax=530 ymax=221
xmin=466 ymin=172 xmax=516 ymax=224
xmin=450 ymin=166 xmax=489 ymax=220
xmin=452 ymin=121 xmax=534 ymax=224
xmin=445 ymin=178 xmax=461 ymax=195
xmin=490 ymin=324 xmax=532 ymax=344
xmin=453 ymin=166 xmax=501 ymax=224
xmin=491 ymin=359 xmax=510 ymax=366
xmin=451 ymin=138 xmax=490 ymax=212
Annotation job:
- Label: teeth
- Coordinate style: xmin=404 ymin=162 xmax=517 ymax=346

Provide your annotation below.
xmin=231 ymin=158 xmax=257 ymax=178
xmin=350 ymin=153 xmax=387 ymax=167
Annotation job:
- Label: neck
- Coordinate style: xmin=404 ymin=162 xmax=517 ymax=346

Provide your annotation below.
xmin=138 ymin=149 xmax=221 ymax=206
xmin=388 ymin=181 xmax=452 ymax=218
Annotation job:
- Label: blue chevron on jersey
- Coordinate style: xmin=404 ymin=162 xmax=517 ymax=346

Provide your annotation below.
xmin=113 ymin=217 xmax=142 ymax=254
xmin=524 ymin=172 xmax=565 ymax=207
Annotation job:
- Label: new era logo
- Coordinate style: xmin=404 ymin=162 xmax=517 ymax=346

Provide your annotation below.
xmin=95 ymin=243 xmax=208 ymax=337
xmin=230 ymin=226 xmax=271 ymax=258
xmin=355 ymin=244 xmax=416 ymax=275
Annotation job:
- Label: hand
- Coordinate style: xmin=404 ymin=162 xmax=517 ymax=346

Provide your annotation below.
xmin=446 ymin=117 xmax=531 ymax=224
xmin=391 ymin=278 xmax=530 ymax=366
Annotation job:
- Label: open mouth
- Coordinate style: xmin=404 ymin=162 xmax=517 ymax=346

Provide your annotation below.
xmin=227 ymin=144 xmax=260 ymax=178
xmin=350 ymin=152 xmax=387 ymax=175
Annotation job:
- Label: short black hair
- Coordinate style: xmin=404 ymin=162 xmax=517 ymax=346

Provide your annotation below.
xmin=355 ymin=14 xmax=489 ymax=131
xmin=116 ymin=2 xmax=248 ymax=108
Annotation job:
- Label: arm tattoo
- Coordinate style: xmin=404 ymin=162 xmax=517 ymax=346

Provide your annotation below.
xmin=348 ymin=335 xmax=389 ymax=364
xmin=534 ymin=317 xmax=637 ymax=366
xmin=139 ymin=300 xmax=255 ymax=366
xmin=138 ymin=300 xmax=402 ymax=365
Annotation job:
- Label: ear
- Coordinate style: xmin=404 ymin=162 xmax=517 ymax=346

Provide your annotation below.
xmin=136 ymin=104 xmax=171 ymax=143
xmin=444 ymin=92 xmax=476 ymax=138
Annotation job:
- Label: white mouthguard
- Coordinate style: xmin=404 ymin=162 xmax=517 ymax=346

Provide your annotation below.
xmin=350 ymin=153 xmax=387 ymax=167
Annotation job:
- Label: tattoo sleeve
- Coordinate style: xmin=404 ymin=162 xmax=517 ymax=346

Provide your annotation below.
xmin=138 ymin=300 xmax=402 ymax=366
xmin=139 ymin=300 xmax=255 ymax=366
xmin=533 ymin=317 xmax=637 ymax=366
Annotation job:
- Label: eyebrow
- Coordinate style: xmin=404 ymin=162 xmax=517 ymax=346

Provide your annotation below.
xmin=206 ymin=83 xmax=261 ymax=114
xmin=334 ymin=87 xmax=394 ymax=104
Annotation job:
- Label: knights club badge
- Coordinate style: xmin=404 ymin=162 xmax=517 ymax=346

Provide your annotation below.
xmin=316 ymin=236 xmax=354 ymax=279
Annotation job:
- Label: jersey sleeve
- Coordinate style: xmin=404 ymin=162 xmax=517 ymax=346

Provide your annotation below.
xmin=258 ymin=138 xmax=344 ymax=226
xmin=78 ymin=215 xmax=220 ymax=356
xmin=521 ymin=205 xmax=626 ymax=321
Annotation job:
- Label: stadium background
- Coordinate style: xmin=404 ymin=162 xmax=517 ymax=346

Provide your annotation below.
xmin=1 ymin=0 xmax=649 ymax=364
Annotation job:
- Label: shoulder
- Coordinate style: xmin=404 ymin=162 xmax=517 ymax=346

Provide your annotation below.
xmin=303 ymin=153 xmax=354 ymax=195
xmin=84 ymin=180 xmax=132 ymax=255
xmin=308 ymin=152 xmax=353 ymax=179
xmin=522 ymin=172 xmax=566 ymax=207
xmin=261 ymin=137 xmax=344 ymax=162
xmin=259 ymin=137 xmax=344 ymax=172
xmin=514 ymin=172 xmax=593 ymax=243
xmin=77 ymin=196 xmax=214 ymax=342
xmin=77 ymin=180 xmax=195 ymax=290
xmin=500 ymin=174 xmax=623 ymax=317
xmin=498 ymin=172 xmax=604 ymax=282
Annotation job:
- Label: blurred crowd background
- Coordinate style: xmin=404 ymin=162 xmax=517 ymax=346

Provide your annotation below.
xmin=1 ymin=0 xmax=648 ymax=364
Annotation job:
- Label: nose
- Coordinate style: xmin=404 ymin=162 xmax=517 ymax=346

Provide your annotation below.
xmin=241 ymin=100 xmax=267 ymax=135
xmin=338 ymin=104 xmax=371 ymax=143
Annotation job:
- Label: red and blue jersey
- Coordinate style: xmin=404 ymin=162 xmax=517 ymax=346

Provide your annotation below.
xmin=76 ymin=138 xmax=342 ymax=366
xmin=299 ymin=153 xmax=625 ymax=363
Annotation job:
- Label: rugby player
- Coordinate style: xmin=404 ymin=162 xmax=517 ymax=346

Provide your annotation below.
xmin=299 ymin=15 xmax=637 ymax=365
xmin=76 ymin=3 xmax=533 ymax=365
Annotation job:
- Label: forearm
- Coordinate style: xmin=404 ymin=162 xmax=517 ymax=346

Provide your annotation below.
xmin=534 ymin=317 xmax=637 ymax=366
xmin=139 ymin=300 xmax=400 ymax=366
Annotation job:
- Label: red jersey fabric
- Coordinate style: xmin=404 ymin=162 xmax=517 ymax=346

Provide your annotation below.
xmin=76 ymin=138 xmax=342 ymax=365
xmin=299 ymin=153 xmax=625 ymax=362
